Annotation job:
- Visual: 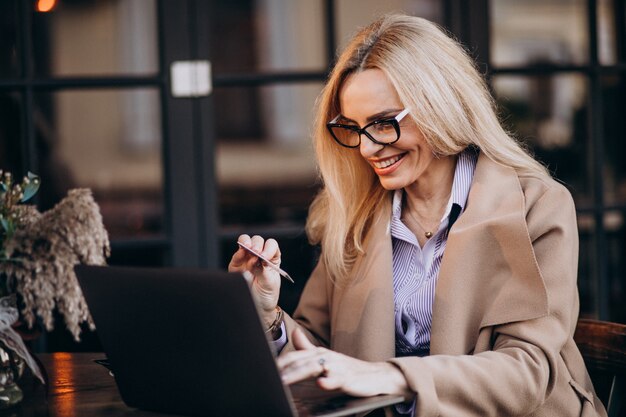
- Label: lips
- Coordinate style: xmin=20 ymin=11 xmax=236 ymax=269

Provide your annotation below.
xmin=371 ymin=153 xmax=405 ymax=169
xmin=369 ymin=153 xmax=406 ymax=175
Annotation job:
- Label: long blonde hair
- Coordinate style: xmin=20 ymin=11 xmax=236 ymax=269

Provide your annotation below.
xmin=306 ymin=14 xmax=548 ymax=283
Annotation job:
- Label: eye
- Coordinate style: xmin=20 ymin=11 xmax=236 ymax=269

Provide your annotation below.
xmin=335 ymin=120 xmax=358 ymax=129
xmin=371 ymin=121 xmax=395 ymax=133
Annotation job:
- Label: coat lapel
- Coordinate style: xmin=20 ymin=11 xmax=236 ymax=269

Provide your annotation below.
xmin=330 ymin=202 xmax=397 ymax=361
xmin=430 ymin=154 xmax=549 ymax=354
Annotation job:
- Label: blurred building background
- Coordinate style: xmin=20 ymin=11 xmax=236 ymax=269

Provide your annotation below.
xmin=0 ymin=0 xmax=624 ymax=351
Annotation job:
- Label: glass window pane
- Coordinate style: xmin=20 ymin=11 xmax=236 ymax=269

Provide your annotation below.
xmin=35 ymin=89 xmax=165 ymax=240
xmin=490 ymin=0 xmax=589 ymax=67
xmin=607 ymin=209 xmax=626 ymax=323
xmin=0 ymin=92 xmax=23 ymax=173
xmin=336 ymin=0 xmax=443 ymax=51
xmin=492 ymin=74 xmax=591 ymax=206
xmin=597 ymin=0 xmax=618 ymax=65
xmin=209 ymin=0 xmax=326 ymax=73
xmin=0 ymin=0 xmax=20 ymax=77
xmin=32 ymin=0 xmax=158 ymax=77
xmin=602 ymin=74 xmax=626 ymax=205
xmin=215 ymin=83 xmax=323 ymax=226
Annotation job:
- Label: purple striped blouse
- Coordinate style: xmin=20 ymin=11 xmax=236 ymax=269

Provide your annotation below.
xmin=391 ymin=149 xmax=477 ymax=357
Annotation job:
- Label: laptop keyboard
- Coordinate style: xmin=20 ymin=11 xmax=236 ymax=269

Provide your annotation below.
xmin=290 ymin=379 xmax=359 ymax=416
xmin=293 ymin=394 xmax=353 ymax=413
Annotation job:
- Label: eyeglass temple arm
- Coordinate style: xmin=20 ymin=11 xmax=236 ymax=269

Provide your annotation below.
xmin=395 ymin=108 xmax=410 ymax=121
xmin=329 ymin=114 xmax=341 ymax=124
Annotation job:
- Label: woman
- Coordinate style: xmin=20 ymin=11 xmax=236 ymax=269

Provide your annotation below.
xmin=229 ymin=14 xmax=606 ymax=416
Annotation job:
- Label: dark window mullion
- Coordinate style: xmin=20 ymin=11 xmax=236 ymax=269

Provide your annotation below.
xmin=162 ymin=0 xmax=196 ymax=267
xmin=587 ymin=0 xmax=610 ymax=319
xmin=213 ymin=71 xmax=327 ymax=87
xmin=444 ymin=0 xmax=469 ymax=46
xmin=491 ymin=65 xmax=592 ymax=75
xmin=490 ymin=64 xmax=626 ymax=75
xmin=35 ymin=76 xmax=162 ymax=89
xmin=18 ymin=0 xmax=36 ymax=174
xmin=324 ymin=0 xmax=337 ymax=69
xmin=0 ymin=76 xmax=162 ymax=90
xmin=156 ymin=0 xmax=174 ymax=266
xmin=189 ymin=0 xmax=213 ymax=268
xmin=442 ymin=0 xmax=453 ymax=34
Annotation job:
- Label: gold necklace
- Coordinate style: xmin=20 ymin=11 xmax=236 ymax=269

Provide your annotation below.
xmin=404 ymin=210 xmax=439 ymax=239
xmin=403 ymin=192 xmax=451 ymax=240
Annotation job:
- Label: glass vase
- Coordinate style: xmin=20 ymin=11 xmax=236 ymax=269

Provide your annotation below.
xmin=0 ymin=340 xmax=24 ymax=408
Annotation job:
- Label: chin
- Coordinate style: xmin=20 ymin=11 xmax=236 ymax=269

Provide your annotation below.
xmin=377 ymin=177 xmax=407 ymax=191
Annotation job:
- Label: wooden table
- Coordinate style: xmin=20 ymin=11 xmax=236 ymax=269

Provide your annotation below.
xmin=10 ymin=353 xmax=390 ymax=417
xmin=10 ymin=352 xmax=174 ymax=417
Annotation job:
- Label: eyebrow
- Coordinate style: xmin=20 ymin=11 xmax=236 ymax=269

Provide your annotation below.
xmin=337 ymin=108 xmax=404 ymax=125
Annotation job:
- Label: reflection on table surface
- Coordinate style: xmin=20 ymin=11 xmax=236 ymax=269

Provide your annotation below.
xmin=12 ymin=352 xmax=182 ymax=417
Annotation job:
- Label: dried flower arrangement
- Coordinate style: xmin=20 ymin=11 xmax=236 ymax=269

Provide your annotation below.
xmin=0 ymin=170 xmax=110 ymax=341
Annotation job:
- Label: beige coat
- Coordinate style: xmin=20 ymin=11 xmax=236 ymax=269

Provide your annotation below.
xmin=282 ymin=153 xmax=607 ymax=417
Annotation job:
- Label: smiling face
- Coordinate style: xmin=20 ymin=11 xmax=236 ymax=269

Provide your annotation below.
xmin=338 ymin=68 xmax=451 ymax=192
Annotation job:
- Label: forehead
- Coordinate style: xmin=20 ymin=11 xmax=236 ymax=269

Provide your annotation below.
xmin=338 ymin=69 xmax=403 ymax=121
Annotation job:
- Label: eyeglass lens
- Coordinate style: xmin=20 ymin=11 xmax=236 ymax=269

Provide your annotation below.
xmin=330 ymin=121 xmax=398 ymax=147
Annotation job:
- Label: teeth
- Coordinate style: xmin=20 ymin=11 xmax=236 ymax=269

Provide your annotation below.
xmin=372 ymin=154 xmax=403 ymax=169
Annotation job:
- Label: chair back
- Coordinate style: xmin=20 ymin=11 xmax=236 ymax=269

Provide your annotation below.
xmin=574 ymin=318 xmax=626 ymax=417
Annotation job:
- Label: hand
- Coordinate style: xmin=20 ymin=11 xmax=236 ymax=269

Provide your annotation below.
xmin=228 ymin=234 xmax=281 ymax=327
xmin=278 ymin=328 xmax=412 ymax=400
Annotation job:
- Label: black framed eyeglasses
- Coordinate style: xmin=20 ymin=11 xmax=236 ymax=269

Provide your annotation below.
xmin=326 ymin=109 xmax=410 ymax=148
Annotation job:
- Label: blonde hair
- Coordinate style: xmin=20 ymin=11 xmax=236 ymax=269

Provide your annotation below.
xmin=306 ymin=14 xmax=548 ymax=283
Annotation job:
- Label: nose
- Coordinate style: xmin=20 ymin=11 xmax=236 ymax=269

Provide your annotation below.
xmin=359 ymin=135 xmax=384 ymax=158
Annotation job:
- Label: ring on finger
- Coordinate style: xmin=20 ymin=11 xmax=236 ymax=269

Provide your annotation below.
xmin=318 ymin=357 xmax=328 ymax=377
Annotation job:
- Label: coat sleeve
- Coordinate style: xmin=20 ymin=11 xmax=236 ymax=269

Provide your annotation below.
xmin=279 ymin=257 xmax=332 ymax=354
xmin=388 ymin=181 xmax=584 ymax=416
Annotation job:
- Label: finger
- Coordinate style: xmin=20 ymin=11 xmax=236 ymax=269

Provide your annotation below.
xmin=261 ymin=238 xmax=281 ymax=265
xmin=279 ymin=352 xmax=328 ymax=385
xmin=229 ymin=235 xmax=252 ymax=270
xmin=245 ymin=254 xmax=261 ymax=270
xmin=276 ymin=346 xmax=322 ymax=370
xmin=235 ymin=236 xmax=263 ymax=271
xmin=317 ymin=374 xmax=342 ymax=390
xmin=292 ymin=327 xmax=316 ymax=351
xmin=229 ymin=252 xmax=249 ymax=272
xmin=237 ymin=234 xmax=252 ymax=246
xmin=250 ymin=235 xmax=265 ymax=252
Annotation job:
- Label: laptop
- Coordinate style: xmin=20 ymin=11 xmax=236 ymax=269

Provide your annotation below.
xmin=75 ymin=265 xmax=404 ymax=417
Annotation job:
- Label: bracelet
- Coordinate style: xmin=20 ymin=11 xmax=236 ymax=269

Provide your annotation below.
xmin=265 ymin=307 xmax=284 ymax=335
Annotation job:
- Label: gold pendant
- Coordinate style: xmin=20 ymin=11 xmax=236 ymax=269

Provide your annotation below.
xmin=424 ymin=231 xmax=433 ymax=239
